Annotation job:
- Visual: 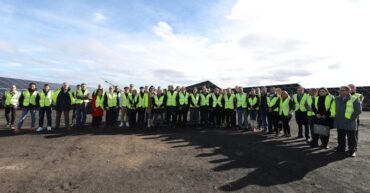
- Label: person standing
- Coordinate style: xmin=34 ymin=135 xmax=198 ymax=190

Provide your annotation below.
xmin=235 ymin=86 xmax=248 ymax=130
xmin=129 ymin=89 xmax=138 ymax=128
xmin=189 ymin=88 xmax=200 ymax=127
xmin=92 ymin=89 xmax=104 ymax=130
xmin=178 ymin=87 xmax=190 ymax=127
xmin=135 ymin=86 xmax=149 ymax=129
xmin=307 ymin=88 xmax=318 ymax=141
xmin=248 ymin=88 xmax=260 ymax=132
xmin=75 ymin=83 xmax=90 ymax=128
xmin=259 ymin=87 xmax=269 ymax=133
xmin=53 ymin=82 xmax=74 ymax=132
xmin=147 ymin=86 xmax=155 ymax=129
xmin=267 ymin=87 xmax=280 ymax=135
xmin=104 ymin=86 xmax=119 ymax=128
xmin=199 ymin=86 xmax=211 ymax=128
xmin=15 ymin=82 xmax=38 ymax=133
xmin=348 ymin=84 xmax=364 ymax=152
xmin=36 ymin=84 xmax=53 ymax=132
xmin=152 ymin=88 xmax=165 ymax=128
xmin=71 ymin=84 xmax=81 ymax=127
xmin=3 ymin=84 xmax=20 ymax=129
xmin=120 ymin=86 xmax=132 ymax=128
xmin=165 ymin=85 xmax=178 ymax=128
xmin=279 ymin=91 xmax=294 ymax=137
xmin=224 ymin=88 xmax=235 ymax=129
xmin=210 ymin=88 xmax=223 ymax=128
xmin=293 ymin=86 xmax=310 ymax=140
xmin=333 ymin=86 xmax=362 ymax=157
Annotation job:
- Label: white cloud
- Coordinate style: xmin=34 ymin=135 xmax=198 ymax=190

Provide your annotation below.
xmin=93 ymin=12 xmax=106 ymax=22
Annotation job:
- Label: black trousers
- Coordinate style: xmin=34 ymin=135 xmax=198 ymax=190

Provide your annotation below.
xmin=166 ymin=106 xmax=177 ymax=126
xmin=39 ymin=107 xmax=52 ymax=127
xmin=212 ymin=107 xmax=222 ymax=127
xmin=295 ymin=110 xmax=309 ymax=138
xmin=178 ymin=106 xmax=189 ymax=127
xmin=5 ymin=106 xmax=17 ymax=125
xmin=281 ymin=116 xmax=291 ymax=135
xmin=137 ymin=108 xmax=146 ymax=127
xmin=267 ymin=111 xmax=279 ymax=133
xmin=225 ymin=109 xmax=234 ymax=128
xmin=92 ymin=116 xmax=102 ymax=128
xmin=311 ymin=134 xmax=329 ymax=147
xmin=337 ymin=129 xmax=357 ymax=152
xmin=106 ymin=107 xmax=118 ymax=127
xmin=200 ymin=106 xmax=209 ymax=127
xmin=129 ymin=109 xmax=137 ymax=127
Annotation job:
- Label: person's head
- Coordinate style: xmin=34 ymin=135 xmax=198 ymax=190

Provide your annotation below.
xmin=109 ymin=86 xmax=113 ymax=92
xmin=97 ymin=84 xmax=102 ymax=89
xmin=255 ymin=87 xmax=261 ymax=95
xmin=261 ymin=87 xmax=267 ymax=94
xmin=81 ymin=83 xmax=87 ymax=90
xmin=269 ymin=87 xmax=276 ymax=94
xmin=140 ymin=86 xmax=145 ymax=93
xmin=281 ymin=90 xmax=289 ymax=99
xmin=309 ymin=88 xmax=317 ymax=96
xmin=276 ymin=88 xmax=282 ymax=95
xmin=124 ymin=86 xmax=129 ymax=92
xmin=149 ymin=86 xmax=155 ymax=92
xmin=202 ymin=86 xmax=208 ymax=93
xmin=348 ymin=84 xmax=356 ymax=94
xmin=10 ymin=84 xmax=16 ymax=92
xmin=214 ymin=88 xmax=220 ymax=94
xmin=62 ymin=82 xmax=69 ymax=90
xmin=157 ymin=88 xmax=162 ymax=95
xmin=297 ymin=86 xmax=304 ymax=94
xmin=318 ymin=87 xmax=328 ymax=96
xmin=132 ymin=89 xmax=137 ymax=95
xmin=180 ymin=87 xmax=186 ymax=92
xmin=168 ymin=85 xmax=174 ymax=91
xmin=226 ymin=88 xmax=231 ymax=94
xmin=238 ymin=86 xmax=243 ymax=93
xmin=340 ymin=86 xmax=351 ymax=97
xmin=176 ymin=86 xmax=180 ymax=91
xmin=97 ymin=89 xmax=104 ymax=96
xmin=192 ymin=87 xmax=198 ymax=93
xmin=114 ymin=85 xmax=119 ymax=91
xmin=250 ymin=88 xmax=256 ymax=96
xmin=76 ymin=84 xmax=81 ymax=90
xmin=44 ymin=84 xmax=50 ymax=91
xmin=29 ymin=82 xmax=36 ymax=91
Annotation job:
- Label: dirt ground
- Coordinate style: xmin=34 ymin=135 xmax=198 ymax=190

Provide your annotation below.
xmin=0 ymin=110 xmax=369 ymax=193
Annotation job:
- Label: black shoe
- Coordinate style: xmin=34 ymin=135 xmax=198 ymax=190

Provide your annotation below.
xmin=335 ymin=147 xmax=345 ymax=153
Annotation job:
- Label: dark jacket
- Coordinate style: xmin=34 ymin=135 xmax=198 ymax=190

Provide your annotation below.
xmin=333 ymin=95 xmax=362 ymax=130
xmin=55 ymin=87 xmax=73 ymax=111
xmin=19 ymin=88 xmax=37 ymax=109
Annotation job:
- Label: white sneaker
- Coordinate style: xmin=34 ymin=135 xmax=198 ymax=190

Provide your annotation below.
xmin=36 ymin=127 xmax=44 ymax=132
xmin=119 ymin=122 xmax=124 ymax=127
xmin=126 ymin=122 xmax=129 ymax=127
xmin=47 ymin=126 xmax=52 ymax=131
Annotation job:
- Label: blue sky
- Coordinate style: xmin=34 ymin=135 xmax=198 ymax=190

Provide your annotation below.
xmin=0 ymin=0 xmax=369 ymax=88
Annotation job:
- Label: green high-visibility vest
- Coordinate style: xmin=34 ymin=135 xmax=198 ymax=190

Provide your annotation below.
xmin=279 ymin=97 xmax=291 ymax=116
xmin=352 ymin=93 xmax=364 ymax=103
xmin=75 ymin=89 xmax=90 ymax=104
xmin=154 ymin=95 xmax=164 ymax=109
xmin=136 ymin=92 xmax=148 ymax=108
xmin=190 ymin=93 xmax=199 ymax=108
xmin=248 ymin=96 xmax=259 ymax=110
xmin=235 ymin=93 xmax=247 ymax=108
xmin=52 ymin=89 xmax=75 ymax=105
xmin=224 ymin=94 xmax=235 ymax=109
xmin=307 ymin=95 xmax=316 ymax=116
xmin=267 ymin=95 xmax=279 ymax=112
xmin=166 ymin=91 xmax=177 ymax=107
xmin=4 ymin=91 xmax=19 ymax=106
xmin=121 ymin=92 xmax=132 ymax=108
xmin=331 ymin=95 xmax=358 ymax=119
xmin=95 ymin=95 xmax=104 ymax=108
xmin=199 ymin=93 xmax=210 ymax=106
xmin=39 ymin=90 xmax=53 ymax=107
xmin=314 ymin=95 xmax=333 ymax=112
xmin=179 ymin=92 xmax=189 ymax=105
xmin=293 ymin=93 xmax=308 ymax=112
xmin=212 ymin=94 xmax=223 ymax=108
xmin=107 ymin=92 xmax=118 ymax=107
xmin=23 ymin=90 xmax=38 ymax=107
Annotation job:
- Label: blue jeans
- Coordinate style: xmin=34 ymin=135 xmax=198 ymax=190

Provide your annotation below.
xmin=237 ymin=108 xmax=248 ymax=128
xmin=17 ymin=108 xmax=36 ymax=129
xmin=259 ymin=108 xmax=268 ymax=129
xmin=76 ymin=105 xmax=87 ymax=126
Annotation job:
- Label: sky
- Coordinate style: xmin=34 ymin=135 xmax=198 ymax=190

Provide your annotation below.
xmin=0 ymin=0 xmax=369 ymax=88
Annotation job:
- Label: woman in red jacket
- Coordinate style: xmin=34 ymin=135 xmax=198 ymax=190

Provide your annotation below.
xmin=92 ymin=89 xmax=104 ymax=129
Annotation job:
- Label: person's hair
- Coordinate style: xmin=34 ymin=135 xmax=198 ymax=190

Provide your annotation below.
xmin=318 ymin=87 xmax=330 ymax=94
xmin=29 ymin=82 xmax=36 ymax=86
xmin=341 ymin=86 xmax=351 ymax=92
xmin=81 ymin=83 xmax=86 ymax=86
xmin=44 ymin=84 xmax=49 ymax=87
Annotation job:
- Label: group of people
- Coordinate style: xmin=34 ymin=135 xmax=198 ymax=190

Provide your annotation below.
xmin=2 ymin=82 xmax=363 ymax=157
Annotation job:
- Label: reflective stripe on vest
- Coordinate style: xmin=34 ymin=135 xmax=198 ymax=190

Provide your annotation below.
xmin=307 ymin=95 xmax=316 ymax=116
xmin=75 ymin=89 xmax=90 ymax=104
xmin=279 ymin=97 xmax=291 ymax=116
xmin=39 ymin=91 xmax=53 ymax=107
xmin=248 ymin=96 xmax=259 ymax=110
xmin=345 ymin=96 xmax=357 ymax=119
xmin=212 ymin=94 xmax=223 ymax=108
xmin=293 ymin=93 xmax=307 ymax=112
xmin=23 ymin=90 xmax=38 ymax=106
xmin=179 ymin=92 xmax=189 ymax=105
xmin=236 ymin=93 xmax=247 ymax=108
xmin=154 ymin=95 xmax=164 ymax=108
xmin=107 ymin=92 xmax=118 ymax=107
xmin=121 ymin=93 xmax=132 ymax=108
xmin=224 ymin=94 xmax=235 ymax=109
xmin=52 ymin=89 xmax=75 ymax=105
xmin=190 ymin=93 xmax=199 ymax=108
xmin=166 ymin=91 xmax=177 ymax=106
xmin=200 ymin=93 xmax=210 ymax=106
xmin=314 ymin=95 xmax=333 ymax=112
